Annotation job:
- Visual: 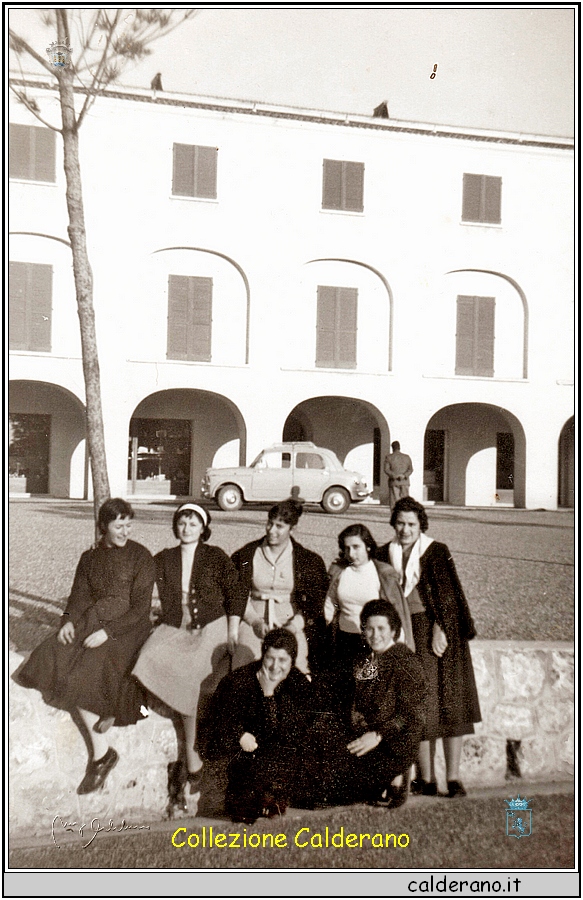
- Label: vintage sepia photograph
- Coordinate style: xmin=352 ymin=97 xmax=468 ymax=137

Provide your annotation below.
xmin=7 ymin=4 xmax=575 ymax=896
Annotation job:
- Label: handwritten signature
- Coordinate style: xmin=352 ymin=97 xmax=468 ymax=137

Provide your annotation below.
xmin=52 ymin=814 xmax=150 ymax=849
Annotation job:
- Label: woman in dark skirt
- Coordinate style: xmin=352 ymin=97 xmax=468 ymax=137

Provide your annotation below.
xmin=16 ymin=498 xmax=155 ymax=795
xmin=377 ymin=496 xmax=481 ymax=798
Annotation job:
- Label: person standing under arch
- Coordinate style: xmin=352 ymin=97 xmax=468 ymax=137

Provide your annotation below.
xmin=384 ymin=441 xmax=413 ymax=509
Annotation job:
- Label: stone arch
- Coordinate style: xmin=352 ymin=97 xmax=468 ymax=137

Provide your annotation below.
xmin=9 ymin=380 xmax=86 ymax=498
xmin=424 ymin=402 xmax=526 ymax=507
xmin=128 ymin=388 xmax=246 ymax=499
xmin=283 ymin=395 xmax=390 ymax=496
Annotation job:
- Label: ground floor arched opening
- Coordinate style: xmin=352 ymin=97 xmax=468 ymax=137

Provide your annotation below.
xmin=558 ymin=416 xmax=574 ymax=508
xmin=9 ymin=380 xmax=86 ymax=498
xmin=283 ymin=396 xmax=390 ymax=497
xmin=128 ymin=389 xmax=246 ymax=499
xmin=424 ymin=403 xmax=526 ymax=507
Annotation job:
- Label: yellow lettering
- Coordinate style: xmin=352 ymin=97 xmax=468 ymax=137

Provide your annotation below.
xmin=262 ymin=834 xmax=274 ymax=848
xmin=275 ymin=833 xmax=287 ymax=847
xmin=359 ymin=833 xmax=371 ymax=847
xmin=310 ymin=833 xmax=323 ymax=848
xmin=398 ymin=833 xmax=410 ymax=848
xmin=372 ymin=834 xmax=383 ymax=848
xmin=295 ymin=828 xmax=309 ymax=847
xmin=228 ymin=833 xmax=240 ymax=848
xmin=214 ymin=834 xmax=226 ymax=848
xmin=187 ymin=832 xmax=199 ymax=848
xmin=248 ymin=834 xmax=260 ymax=848
xmin=331 ymin=828 xmax=344 ymax=848
xmin=172 ymin=827 xmax=186 ymax=848
xmin=386 ymin=833 xmax=397 ymax=847
xmin=346 ymin=833 xmax=357 ymax=847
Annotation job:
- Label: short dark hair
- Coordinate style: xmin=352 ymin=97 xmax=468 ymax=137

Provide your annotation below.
xmin=360 ymin=599 xmax=402 ymax=636
xmin=261 ymin=627 xmax=298 ymax=665
xmin=97 ymin=498 xmax=134 ymax=534
xmin=337 ymin=523 xmax=377 ymax=564
xmin=391 ymin=440 xmax=400 ymax=451
xmin=268 ymin=498 xmax=303 ymax=527
xmin=390 ymin=496 xmax=429 ymax=532
xmin=172 ymin=506 xmax=212 ymax=542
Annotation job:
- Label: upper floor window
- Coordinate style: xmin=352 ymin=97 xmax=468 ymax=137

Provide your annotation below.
xmin=167 ymin=274 xmax=212 ymax=361
xmin=455 ymin=295 xmax=495 ymax=377
xmin=322 ymin=159 xmax=364 ymax=212
xmin=316 ymin=285 xmax=357 ymax=368
xmin=9 ymin=261 xmax=52 ymax=352
xmin=9 ymin=124 xmax=56 ymax=182
xmin=172 ymin=143 xmax=217 ymax=198
xmin=462 ymin=173 xmax=501 ymax=224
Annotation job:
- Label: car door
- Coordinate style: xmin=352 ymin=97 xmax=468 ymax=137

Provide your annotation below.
xmin=250 ymin=450 xmax=293 ymax=500
xmin=293 ymin=450 xmax=329 ymax=501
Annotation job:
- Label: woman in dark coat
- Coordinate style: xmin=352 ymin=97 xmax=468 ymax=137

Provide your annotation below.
xmin=206 ymin=628 xmax=313 ymax=823
xmin=231 ymin=499 xmax=329 ymax=674
xmin=17 ymin=498 xmax=155 ymax=795
xmin=377 ymin=496 xmax=481 ymax=798
xmin=307 ymin=600 xmax=426 ymax=808
xmin=132 ymin=503 xmax=247 ymax=811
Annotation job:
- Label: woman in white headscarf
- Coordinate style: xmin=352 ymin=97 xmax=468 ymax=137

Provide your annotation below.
xmin=377 ymin=497 xmax=481 ymax=799
xmin=133 ymin=503 xmax=246 ymax=812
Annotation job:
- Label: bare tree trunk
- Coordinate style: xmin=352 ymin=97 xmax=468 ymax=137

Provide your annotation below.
xmin=57 ymin=12 xmax=110 ymax=527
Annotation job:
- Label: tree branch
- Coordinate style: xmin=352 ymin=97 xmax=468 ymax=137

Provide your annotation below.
xmin=9 ymin=29 xmax=56 ymax=76
xmin=9 ymin=83 xmax=61 ymax=132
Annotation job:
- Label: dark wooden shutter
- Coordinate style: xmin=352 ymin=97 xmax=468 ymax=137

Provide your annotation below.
xmin=484 ymin=175 xmax=501 ymax=224
xmin=9 ymin=262 xmax=27 ymax=349
xmin=455 ymin=295 xmax=495 ymax=376
xmin=194 ymin=146 xmax=217 ymax=199
xmin=188 ymin=276 xmax=212 ymax=360
xmin=167 ymin=275 xmax=212 ymax=361
xmin=316 ymin=285 xmax=357 ymax=367
xmin=167 ymin=275 xmax=190 ymax=358
xmin=9 ymin=124 xmax=31 ymax=179
xmin=336 ymin=287 xmax=357 ymax=366
xmin=9 ymin=125 xmax=55 ymax=181
xmin=344 ymin=162 xmax=364 ymax=212
xmin=9 ymin=262 xmax=52 ymax=351
xmin=172 ymin=144 xmax=195 ymax=196
xmin=316 ymin=286 xmax=337 ymax=365
xmin=34 ymin=127 xmax=56 ymax=183
xmin=322 ymin=159 xmax=343 ymax=209
xmin=475 ymin=296 xmax=495 ymax=376
xmin=462 ymin=173 xmax=482 ymax=221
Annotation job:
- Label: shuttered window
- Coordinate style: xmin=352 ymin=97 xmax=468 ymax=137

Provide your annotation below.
xmin=172 ymin=144 xmax=217 ymax=198
xmin=9 ymin=262 xmax=52 ymax=352
xmin=167 ymin=275 xmax=212 ymax=361
xmin=462 ymin=173 xmax=502 ymax=223
xmin=455 ymin=295 xmax=495 ymax=377
xmin=316 ymin=286 xmax=357 ymax=368
xmin=322 ymin=159 xmax=364 ymax=211
xmin=9 ymin=124 xmax=56 ymax=182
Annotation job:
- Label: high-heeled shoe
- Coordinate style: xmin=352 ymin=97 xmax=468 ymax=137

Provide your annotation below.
xmin=186 ymin=767 xmax=203 ymax=794
xmin=447 ymin=780 xmax=467 ymax=798
xmin=410 ymin=778 xmax=438 ymax=796
xmin=167 ymin=760 xmax=188 ymax=811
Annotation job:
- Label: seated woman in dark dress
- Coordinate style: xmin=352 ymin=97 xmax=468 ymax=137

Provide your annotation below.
xmin=16 ymin=498 xmax=155 ymax=795
xmin=205 ymin=628 xmax=313 ymax=824
xmin=308 ymin=600 xmax=427 ymax=809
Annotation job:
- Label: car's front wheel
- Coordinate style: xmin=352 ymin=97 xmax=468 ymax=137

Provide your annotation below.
xmin=321 ymin=487 xmax=350 ymax=514
xmin=216 ymin=484 xmax=243 ymax=511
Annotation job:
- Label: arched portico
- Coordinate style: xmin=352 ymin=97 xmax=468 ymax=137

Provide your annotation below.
xmin=283 ymin=395 xmax=390 ymax=496
xmin=424 ymin=403 xmax=526 ymax=507
xmin=128 ymin=389 xmax=246 ymax=499
xmin=9 ymin=380 xmax=86 ymax=498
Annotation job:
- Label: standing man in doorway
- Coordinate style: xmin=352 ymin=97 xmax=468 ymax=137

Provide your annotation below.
xmin=384 ymin=441 xmax=413 ymax=509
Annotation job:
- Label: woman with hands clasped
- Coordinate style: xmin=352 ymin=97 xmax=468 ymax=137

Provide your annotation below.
xmin=206 ymin=628 xmax=313 ymax=824
xmin=377 ymin=497 xmax=481 ymax=798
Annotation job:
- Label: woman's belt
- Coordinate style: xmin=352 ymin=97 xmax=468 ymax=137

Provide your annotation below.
xmin=250 ymin=591 xmax=294 ymax=629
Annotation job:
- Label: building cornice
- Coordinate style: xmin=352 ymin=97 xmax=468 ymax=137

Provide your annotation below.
xmin=9 ymin=76 xmax=574 ymax=151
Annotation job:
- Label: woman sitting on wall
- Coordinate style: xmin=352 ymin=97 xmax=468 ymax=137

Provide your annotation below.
xmin=16 ymin=498 xmax=155 ymax=795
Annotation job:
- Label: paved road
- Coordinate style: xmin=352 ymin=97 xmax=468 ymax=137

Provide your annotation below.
xmin=9 ymin=500 xmax=574 ymax=652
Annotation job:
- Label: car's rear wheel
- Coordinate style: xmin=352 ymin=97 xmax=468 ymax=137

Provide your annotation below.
xmin=321 ymin=487 xmax=350 ymax=514
xmin=217 ymin=484 xmax=243 ymax=511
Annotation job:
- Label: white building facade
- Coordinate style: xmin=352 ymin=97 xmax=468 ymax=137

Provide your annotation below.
xmin=9 ymin=79 xmax=574 ymax=509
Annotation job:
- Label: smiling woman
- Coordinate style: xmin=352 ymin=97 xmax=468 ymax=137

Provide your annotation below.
xmin=15 ymin=498 xmax=155 ymax=795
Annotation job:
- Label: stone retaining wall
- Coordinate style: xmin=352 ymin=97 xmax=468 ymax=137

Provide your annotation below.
xmin=9 ymin=641 xmax=573 ymax=837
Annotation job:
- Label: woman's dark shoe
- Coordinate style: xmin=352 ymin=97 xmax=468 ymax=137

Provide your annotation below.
xmin=371 ymin=782 xmax=409 ymax=809
xmin=77 ymin=747 xmax=119 ymax=795
xmin=186 ymin=767 xmax=204 ymax=794
xmin=447 ymin=780 xmax=467 ymax=798
xmin=167 ymin=760 xmax=188 ymax=811
xmin=410 ymin=778 xmax=438 ymax=796
xmin=94 ymin=716 xmax=115 ymax=734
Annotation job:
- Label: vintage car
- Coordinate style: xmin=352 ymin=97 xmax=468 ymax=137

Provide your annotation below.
xmin=201 ymin=442 xmax=371 ymax=513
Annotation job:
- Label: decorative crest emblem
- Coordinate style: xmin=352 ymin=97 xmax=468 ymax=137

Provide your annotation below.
xmin=355 ymin=655 xmax=378 ymax=681
xmin=505 ymin=796 xmax=532 ymax=838
xmin=46 ymin=41 xmax=72 ymax=68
